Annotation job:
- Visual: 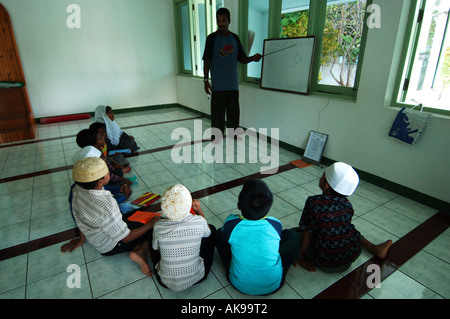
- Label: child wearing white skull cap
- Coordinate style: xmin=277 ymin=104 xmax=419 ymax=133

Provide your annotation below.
xmin=151 ymin=184 xmax=216 ymax=291
xmin=295 ymin=162 xmax=393 ymax=273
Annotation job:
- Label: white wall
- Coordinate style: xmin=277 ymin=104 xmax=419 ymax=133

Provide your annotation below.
xmin=176 ymin=0 xmax=450 ymax=204
xmin=2 ymin=0 xmax=178 ymax=118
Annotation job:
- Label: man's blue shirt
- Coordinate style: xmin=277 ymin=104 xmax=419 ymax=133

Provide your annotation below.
xmin=203 ymin=31 xmax=246 ymax=92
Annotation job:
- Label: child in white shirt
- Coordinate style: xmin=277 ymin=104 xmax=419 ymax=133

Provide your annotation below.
xmin=151 ymin=184 xmax=216 ymax=291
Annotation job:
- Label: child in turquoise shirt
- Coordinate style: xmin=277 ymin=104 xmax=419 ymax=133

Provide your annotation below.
xmin=216 ymin=178 xmax=301 ymax=295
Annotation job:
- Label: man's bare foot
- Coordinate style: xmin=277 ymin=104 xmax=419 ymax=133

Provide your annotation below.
xmin=375 ymin=240 xmax=393 ymax=259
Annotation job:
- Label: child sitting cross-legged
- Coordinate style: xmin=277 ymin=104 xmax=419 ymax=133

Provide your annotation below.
xmin=151 ymin=184 xmax=216 ymax=292
xmin=295 ymin=162 xmax=393 ymax=273
xmin=61 ymin=157 xmax=159 ymax=276
xmin=94 ymin=105 xmax=139 ymax=153
xmin=216 ymin=178 xmax=302 ymax=296
xmin=68 ymin=146 xmax=132 ymax=219
xmin=76 ymin=128 xmax=132 ymax=186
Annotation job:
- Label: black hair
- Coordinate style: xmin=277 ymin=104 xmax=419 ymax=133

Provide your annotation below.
xmin=75 ymin=180 xmax=100 ymax=190
xmin=105 ymin=106 xmax=112 ymax=113
xmin=217 ymin=7 xmax=230 ymax=22
xmin=89 ymin=122 xmax=106 ymax=131
xmin=328 ymin=187 xmax=346 ymax=198
xmin=324 ymin=174 xmax=347 ymax=198
xmin=238 ymin=178 xmax=273 ymax=220
xmin=76 ymin=128 xmax=98 ymax=148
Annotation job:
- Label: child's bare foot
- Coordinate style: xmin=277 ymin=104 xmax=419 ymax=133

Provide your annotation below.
xmin=130 ymin=251 xmax=152 ymax=276
xmin=294 ymin=255 xmax=317 ymax=272
xmin=375 ymin=240 xmax=393 ymax=259
xmin=129 ymin=243 xmax=152 ymax=276
xmin=122 ymin=166 xmax=132 ymax=173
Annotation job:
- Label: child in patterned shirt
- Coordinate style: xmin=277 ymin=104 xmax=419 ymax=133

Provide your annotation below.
xmin=295 ymin=162 xmax=393 ymax=273
xmin=151 ymin=184 xmax=216 ymax=291
xmin=61 ymin=157 xmax=159 ymax=276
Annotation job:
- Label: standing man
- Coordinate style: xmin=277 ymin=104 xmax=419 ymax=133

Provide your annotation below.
xmin=203 ymin=7 xmax=262 ymax=137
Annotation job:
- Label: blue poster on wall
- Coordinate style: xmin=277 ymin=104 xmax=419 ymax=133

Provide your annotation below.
xmin=388 ymin=107 xmax=432 ymax=145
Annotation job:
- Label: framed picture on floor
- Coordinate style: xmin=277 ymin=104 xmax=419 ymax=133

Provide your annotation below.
xmin=302 ymin=131 xmax=328 ymax=164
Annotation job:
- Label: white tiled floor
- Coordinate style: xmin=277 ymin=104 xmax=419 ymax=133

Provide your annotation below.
xmin=0 ymin=107 xmax=448 ymax=299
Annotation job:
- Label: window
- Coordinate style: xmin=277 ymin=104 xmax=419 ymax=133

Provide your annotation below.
xmin=394 ymin=0 xmax=450 ymax=114
xmin=306 ymin=0 xmax=369 ymax=96
xmin=174 ymin=0 xmax=223 ymax=76
xmin=179 ymin=2 xmax=192 ymax=73
xmin=280 ymin=0 xmax=310 ymax=38
xmin=246 ymin=0 xmax=269 ymax=78
xmin=318 ymin=0 xmax=367 ymax=88
xmin=242 ymin=0 xmax=370 ymax=96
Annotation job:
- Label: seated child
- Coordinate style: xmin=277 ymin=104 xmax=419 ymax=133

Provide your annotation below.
xmin=76 ymin=128 xmax=132 ymax=186
xmin=61 ymin=157 xmax=159 ymax=276
xmin=151 ymin=184 xmax=216 ymax=292
xmin=68 ymin=146 xmax=132 ymax=217
xmin=94 ymin=105 xmax=139 ymax=153
xmin=295 ymin=162 xmax=393 ymax=273
xmin=216 ymin=178 xmax=302 ymax=296
xmin=89 ymin=122 xmax=110 ymax=156
xmin=90 ymin=121 xmax=132 ymax=173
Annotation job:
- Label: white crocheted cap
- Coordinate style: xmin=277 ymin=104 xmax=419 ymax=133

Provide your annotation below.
xmin=73 ymin=157 xmax=109 ymax=183
xmin=72 ymin=146 xmax=101 ymax=164
xmin=161 ymin=184 xmax=192 ymax=221
xmin=325 ymin=162 xmax=359 ymax=196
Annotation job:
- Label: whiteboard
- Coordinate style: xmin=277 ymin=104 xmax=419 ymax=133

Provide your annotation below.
xmin=260 ymin=36 xmax=315 ymax=94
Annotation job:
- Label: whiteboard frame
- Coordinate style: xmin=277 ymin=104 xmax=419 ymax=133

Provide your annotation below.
xmin=260 ymin=36 xmax=315 ymax=95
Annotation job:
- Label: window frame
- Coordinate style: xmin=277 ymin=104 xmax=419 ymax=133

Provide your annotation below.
xmin=238 ymin=0 xmax=281 ymax=84
xmin=174 ymin=0 xmax=218 ymax=76
xmin=391 ymin=0 xmax=450 ymax=116
xmin=239 ymin=0 xmax=371 ymax=98
xmin=309 ymin=0 xmax=371 ymax=98
xmin=174 ymin=0 xmax=194 ymax=75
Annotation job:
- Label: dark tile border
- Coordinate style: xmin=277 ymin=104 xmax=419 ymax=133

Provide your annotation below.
xmin=0 ymin=117 xmax=204 ymax=184
xmin=0 ymin=115 xmax=203 ymax=149
xmin=313 ymin=211 xmax=449 ymax=299
xmin=0 ymin=228 xmax=79 ymax=262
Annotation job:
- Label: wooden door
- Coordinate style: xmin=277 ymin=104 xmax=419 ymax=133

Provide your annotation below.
xmin=0 ymin=4 xmax=35 ymax=143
